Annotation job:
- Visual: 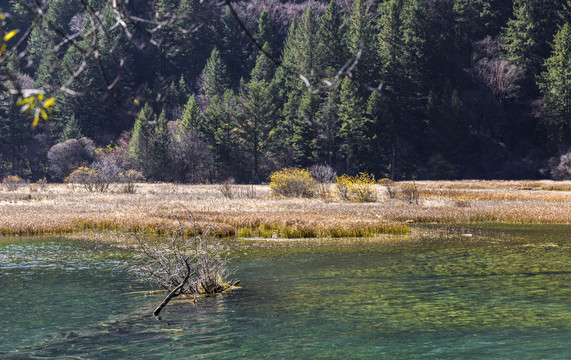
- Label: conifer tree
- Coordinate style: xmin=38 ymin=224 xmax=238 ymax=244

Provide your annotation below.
xmin=254 ymin=10 xmax=277 ymax=57
xmin=337 ymin=78 xmax=370 ymax=174
xmin=250 ymin=43 xmax=276 ymax=83
xmin=175 ymin=0 xmax=215 ymax=79
xmin=314 ymin=88 xmax=340 ymax=167
xmin=292 ymin=91 xmax=320 ymax=167
xmin=432 ymin=82 xmax=466 ymax=173
xmin=61 ymin=114 xmax=82 ymax=142
xmin=538 ymin=23 xmax=571 ymax=147
xmin=202 ymin=47 xmax=231 ymax=98
xmin=365 ymin=92 xmax=392 ymax=175
xmin=347 ymin=0 xmax=380 ymax=87
xmin=179 ymin=94 xmax=201 ymax=136
xmin=219 ymin=8 xmax=253 ymax=86
xmin=285 ymin=6 xmax=320 ymax=84
xmin=149 ymin=109 xmax=171 ymax=181
xmin=376 ymin=0 xmax=431 ymax=178
xmin=236 ymin=80 xmax=277 ymax=182
xmin=502 ymin=0 xmax=563 ymax=91
xmin=316 ymin=0 xmax=347 ymax=73
xmin=202 ymin=90 xmax=239 ymax=179
xmin=129 ymin=103 xmax=154 ymax=173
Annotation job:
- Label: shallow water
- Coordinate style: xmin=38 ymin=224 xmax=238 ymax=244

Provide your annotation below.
xmin=0 ymin=225 xmax=569 ymax=359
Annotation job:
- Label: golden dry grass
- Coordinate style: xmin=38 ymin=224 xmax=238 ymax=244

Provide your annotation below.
xmin=1 ymin=180 xmax=571 ymax=238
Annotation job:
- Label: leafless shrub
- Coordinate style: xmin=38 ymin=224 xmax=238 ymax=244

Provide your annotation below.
xmin=233 ymin=0 xmax=328 ymax=37
xmin=398 ymin=183 xmax=420 ymax=204
xmin=468 ymin=36 xmax=523 ymax=99
xmin=119 ymin=169 xmax=145 ymax=194
xmin=170 ymin=128 xmax=213 ymax=184
xmin=218 ymin=178 xmax=236 ymax=199
xmin=239 ymin=184 xmax=256 ymax=199
xmin=2 ymin=175 xmax=26 ymax=191
xmin=310 ymin=164 xmax=336 ymax=201
xmin=36 ymin=178 xmax=48 ymax=191
xmin=453 ymin=198 xmax=472 ymax=208
xmin=47 ymin=138 xmax=96 ymax=181
xmin=130 ymin=230 xmax=236 ymax=316
xmin=64 ymin=165 xmax=117 ymax=192
xmin=550 ymin=150 xmax=571 ymax=180
xmin=379 ymin=178 xmax=396 ymax=198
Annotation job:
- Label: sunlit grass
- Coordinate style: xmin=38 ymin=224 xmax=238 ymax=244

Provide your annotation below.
xmin=1 ymin=181 xmax=571 ymax=239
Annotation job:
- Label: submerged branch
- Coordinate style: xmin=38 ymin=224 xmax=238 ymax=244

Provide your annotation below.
xmin=153 ymin=257 xmax=194 ymax=317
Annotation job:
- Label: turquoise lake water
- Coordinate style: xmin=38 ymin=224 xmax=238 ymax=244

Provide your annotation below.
xmin=0 ymin=225 xmax=569 ymax=359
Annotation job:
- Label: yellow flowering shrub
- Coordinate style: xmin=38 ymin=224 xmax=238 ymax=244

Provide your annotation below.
xmin=336 ymin=172 xmax=377 ymax=202
xmin=269 ymin=168 xmax=316 ymax=197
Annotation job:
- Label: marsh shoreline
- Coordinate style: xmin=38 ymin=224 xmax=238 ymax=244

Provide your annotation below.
xmin=2 ymin=181 xmax=571 ymax=241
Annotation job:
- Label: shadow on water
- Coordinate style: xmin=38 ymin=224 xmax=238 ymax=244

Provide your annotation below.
xmin=0 ymin=225 xmax=569 ymax=359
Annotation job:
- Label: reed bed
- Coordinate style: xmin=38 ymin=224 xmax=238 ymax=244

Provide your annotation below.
xmin=1 ymin=181 xmax=571 ymax=239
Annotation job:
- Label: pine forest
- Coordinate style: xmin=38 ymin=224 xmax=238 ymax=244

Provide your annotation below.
xmin=2 ymin=0 xmax=571 ymax=183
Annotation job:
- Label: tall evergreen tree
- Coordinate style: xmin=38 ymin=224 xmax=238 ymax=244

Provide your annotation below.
xmin=219 ymin=8 xmax=254 ymax=86
xmin=201 ymin=90 xmax=239 ymax=179
xmin=292 ymin=91 xmax=320 ymax=167
xmin=347 ymin=0 xmax=380 ymax=88
xmin=316 ymin=0 xmax=348 ymax=74
xmin=538 ymin=23 xmax=571 ymax=147
xmin=377 ymin=0 xmax=431 ymax=178
xmin=279 ymin=6 xmax=321 ymax=87
xmin=179 ymin=94 xmax=201 ymax=135
xmin=202 ymin=47 xmax=231 ymax=98
xmin=250 ymin=43 xmax=276 ymax=83
xmin=365 ymin=92 xmax=392 ymax=176
xmin=236 ymin=80 xmax=278 ymax=182
xmin=149 ymin=109 xmax=171 ymax=181
xmin=502 ymin=0 xmax=563 ymax=92
xmin=337 ymin=78 xmax=371 ymax=174
xmin=254 ymin=10 xmax=277 ymax=57
xmin=314 ymin=88 xmax=340 ymax=167
xmin=61 ymin=114 xmax=82 ymax=142
xmin=129 ymin=103 xmax=154 ymax=174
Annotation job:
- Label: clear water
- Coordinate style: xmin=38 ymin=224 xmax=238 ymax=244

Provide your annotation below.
xmin=0 ymin=225 xmax=569 ymax=359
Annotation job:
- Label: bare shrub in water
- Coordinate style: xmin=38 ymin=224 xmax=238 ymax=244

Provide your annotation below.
xmin=130 ymin=230 xmax=236 ymax=316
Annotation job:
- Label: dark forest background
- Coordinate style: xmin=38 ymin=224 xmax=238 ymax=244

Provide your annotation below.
xmin=1 ymin=0 xmax=571 ymax=183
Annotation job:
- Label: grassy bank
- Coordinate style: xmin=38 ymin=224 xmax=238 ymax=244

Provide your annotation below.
xmin=1 ymin=181 xmax=571 ymax=238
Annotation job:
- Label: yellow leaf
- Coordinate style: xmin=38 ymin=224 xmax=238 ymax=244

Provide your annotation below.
xmin=40 ymin=109 xmax=48 ymax=120
xmin=17 ymin=97 xmax=33 ymax=106
xmin=32 ymin=114 xmax=39 ymax=129
xmin=43 ymin=98 xmax=55 ymax=108
xmin=1 ymin=43 xmax=5 ymax=55
xmin=3 ymin=30 xmax=18 ymax=42
xmin=0 ymin=13 xmax=5 ymax=20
